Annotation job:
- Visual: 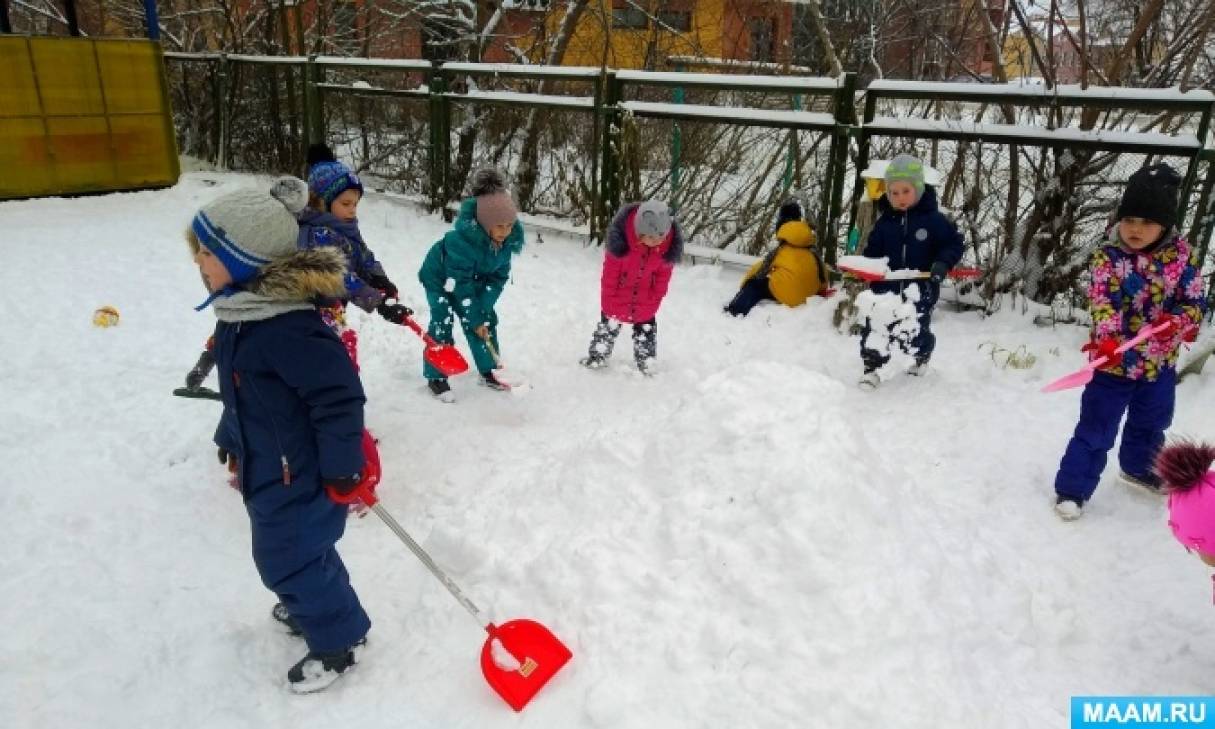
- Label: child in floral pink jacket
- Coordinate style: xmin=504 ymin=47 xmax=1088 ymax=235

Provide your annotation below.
xmin=580 ymin=200 xmax=683 ymax=375
xmin=1052 ymin=164 xmax=1206 ymax=521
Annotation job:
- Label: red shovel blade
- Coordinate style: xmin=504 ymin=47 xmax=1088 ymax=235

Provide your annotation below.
xmin=480 ymin=620 xmax=572 ymax=712
xmin=424 ymin=344 xmax=469 ymax=377
xmin=837 ymin=263 xmax=886 ymax=282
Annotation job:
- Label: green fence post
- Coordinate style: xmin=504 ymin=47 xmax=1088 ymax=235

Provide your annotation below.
xmin=427 ymin=63 xmax=445 ymax=213
xmin=301 ymin=54 xmax=316 ymax=146
xmin=1180 ymin=100 xmax=1213 ymax=232
xmin=309 ymin=55 xmax=325 ymax=146
xmin=818 ymin=72 xmax=857 ymax=265
xmin=843 ymin=77 xmax=878 ymax=257
xmin=217 ymin=53 xmax=229 ymax=170
xmin=671 ymin=62 xmax=684 ymax=211
xmin=438 ymin=71 xmax=452 ymax=215
xmin=1190 ymin=149 xmax=1215 ymax=265
xmin=209 ymin=57 xmax=222 ymax=166
xmin=590 ymin=68 xmax=605 ymax=243
xmin=599 ymin=71 xmax=622 ymax=232
xmin=784 ymin=92 xmax=801 ymax=193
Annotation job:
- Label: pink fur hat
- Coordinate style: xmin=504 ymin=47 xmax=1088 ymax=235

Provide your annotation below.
xmin=1159 ymin=441 xmax=1215 ymax=555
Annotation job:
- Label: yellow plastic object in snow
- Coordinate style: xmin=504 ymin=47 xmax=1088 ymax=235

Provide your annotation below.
xmin=92 ymin=306 xmax=121 ymax=327
xmin=0 ymin=36 xmax=179 ymax=200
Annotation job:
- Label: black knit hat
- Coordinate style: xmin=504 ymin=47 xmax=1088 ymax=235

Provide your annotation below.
xmin=1117 ymin=163 xmax=1181 ymax=230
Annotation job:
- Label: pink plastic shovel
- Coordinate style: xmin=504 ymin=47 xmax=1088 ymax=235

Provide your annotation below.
xmin=1040 ymin=321 xmax=1171 ymax=393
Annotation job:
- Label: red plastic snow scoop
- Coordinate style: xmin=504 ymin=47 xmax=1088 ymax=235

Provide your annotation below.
xmin=838 ymin=263 xmax=983 ymax=283
xmin=327 ymin=433 xmax=571 ymax=712
xmin=399 ymin=315 xmax=469 ymax=377
xmin=1040 ymin=320 xmax=1172 ymax=393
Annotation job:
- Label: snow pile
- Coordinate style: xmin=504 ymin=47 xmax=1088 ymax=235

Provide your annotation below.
xmin=2 ymin=173 xmax=1214 ymax=729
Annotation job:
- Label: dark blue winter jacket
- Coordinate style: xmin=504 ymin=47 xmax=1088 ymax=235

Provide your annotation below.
xmin=297 ymin=210 xmax=389 ymax=313
xmin=213 ymin=310 xmax=366 ymax=508
xmin=863 ymin=186 xmax=964 ymax=296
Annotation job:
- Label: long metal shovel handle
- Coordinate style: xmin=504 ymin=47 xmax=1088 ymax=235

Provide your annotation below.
xmin=366 ymin=500 xmax=489 ymax=629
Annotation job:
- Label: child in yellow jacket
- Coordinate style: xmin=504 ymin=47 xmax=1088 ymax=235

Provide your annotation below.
xmin=725 ymin=202 xmax=825 ymax=316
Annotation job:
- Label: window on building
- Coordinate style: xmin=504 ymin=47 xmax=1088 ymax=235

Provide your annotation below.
xmin=613 ymin=3 xmax=649 ymax=30
xmin=748 ymin=17 xmax=775 ymax=62
xmin=331 ymin=0 xmax=360 ymax=54
xmin=421 ymin=15 xmax=458 ymax=62
xmin=657 ymin=10 xmax=692 ymax=32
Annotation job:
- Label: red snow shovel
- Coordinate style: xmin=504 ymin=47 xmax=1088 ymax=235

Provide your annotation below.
xmin=399 ymin=315 xmax=469 ymax=377
xmin=327 ymin=432 xmax=572 ymax=712
xmin=1040 ymin=320 xmax=1172 ymax=393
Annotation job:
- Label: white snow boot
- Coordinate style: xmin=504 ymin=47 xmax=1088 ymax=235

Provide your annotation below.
xmin=907 ymin=361 xmax=929 ymax=377
xmin=858 ymin=371 xmax=880 ymax=391
xmin=287 ymin=638 xmax=366 ymax=694
xmin=1054 ymin=496 xmax=1084 ymax=521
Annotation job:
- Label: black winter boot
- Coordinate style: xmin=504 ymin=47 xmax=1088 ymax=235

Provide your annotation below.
xmin=428 ymin=378 xmax=455 ymax=403
xmin=480 ymin=371 xmax=510 ymax=391
xmin=287 ymin=638 xmax=366 ymax=693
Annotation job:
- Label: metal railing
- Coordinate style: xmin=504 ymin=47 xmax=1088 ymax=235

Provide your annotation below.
xmin=161 ymin=52 xmax=1215 ymax=269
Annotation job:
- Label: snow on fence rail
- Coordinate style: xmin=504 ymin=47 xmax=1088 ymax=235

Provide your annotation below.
xmin=624 ymin=101 xmax=836 ymax=130
xmin=160 ymin=53 xmax=1215 ymax=267
xmin=616 ymin=69 xmax=841 ymax=93
xmin=865 ymin=117 xmax=1204 ymax=155
xmin=866 ymin=79 xmax=1215 ymax=110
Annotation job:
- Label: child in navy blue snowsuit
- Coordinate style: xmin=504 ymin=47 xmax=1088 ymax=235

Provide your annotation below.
xmin=1052 ymin=164 xmax=1206 ymax=521
xmin=857 ymin=154 xmax=963 ymax=389
xmin=190 ymin=176 xmax=372 ymax=693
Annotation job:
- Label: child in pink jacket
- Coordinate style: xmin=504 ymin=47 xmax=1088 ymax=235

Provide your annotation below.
xmin=580 ymin=200 xmax=684 ymax=375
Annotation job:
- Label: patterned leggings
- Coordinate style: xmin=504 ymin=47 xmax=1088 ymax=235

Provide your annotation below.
xmin=318 ymin=302 xmax=360 ymax=372
xmin=586 ymin=313 xmax=657 ymax=367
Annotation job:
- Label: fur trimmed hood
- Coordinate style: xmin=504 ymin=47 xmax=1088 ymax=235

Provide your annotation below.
xmin=606 ymin=202 xmax=684 ymax=263
xmin=244 ymin=246 xmax=348 ymax=301
xmin=199 ymin=247 xmax=349 ymax=323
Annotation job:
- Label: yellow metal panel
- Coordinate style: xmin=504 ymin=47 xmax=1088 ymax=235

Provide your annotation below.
xmin=110 ymin=114 xmax=176 ymax=185
xmin=0 ymin=38 xmax=43 ymax=118
xmin=0 ymin=118 xmax=54 ymax=197
xmin=45 ymin=116 xmax=117 ymax=192
xmin=96 ymin=41 xmax=164 ymax=115
xmin=0 ymin=38 xmax=179 ymax=199
xmin=30 ymin=37 xmax=106 ymax=116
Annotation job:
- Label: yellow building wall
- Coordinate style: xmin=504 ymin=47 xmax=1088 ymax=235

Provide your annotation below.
xmin=0 ymin=36 xmax=179 ymax=200
xmin=556 ymin=0 xmax=729 ymax=69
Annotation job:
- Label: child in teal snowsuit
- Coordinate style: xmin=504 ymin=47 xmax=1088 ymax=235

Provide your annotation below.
xmin=417 ymin=169 xmax=524 ymax=401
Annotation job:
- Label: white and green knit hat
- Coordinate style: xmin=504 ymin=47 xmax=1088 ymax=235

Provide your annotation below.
xmin=885 ymin=154 xmax=926 ymax=198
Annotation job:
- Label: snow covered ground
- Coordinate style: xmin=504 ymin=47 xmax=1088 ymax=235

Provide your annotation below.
xmin=2 ymin=173 xmax=1213 ymax=728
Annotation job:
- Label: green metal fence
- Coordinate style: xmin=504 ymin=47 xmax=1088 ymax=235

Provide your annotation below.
xmin=161 ymin=52 xmax=1214 ymax=278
